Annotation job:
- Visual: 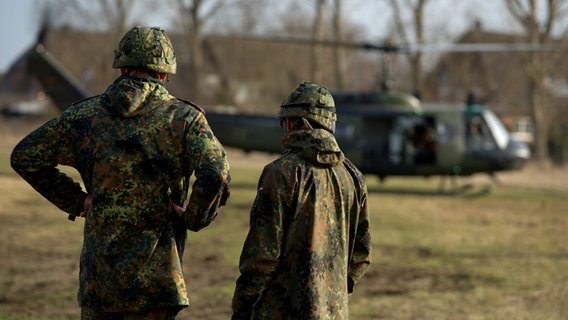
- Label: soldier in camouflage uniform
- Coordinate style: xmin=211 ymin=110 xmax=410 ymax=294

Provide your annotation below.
xmin=11 ymin=26 xmax=230 ymax=319
xmin=231 ymin=82 xmax=371 ymax=320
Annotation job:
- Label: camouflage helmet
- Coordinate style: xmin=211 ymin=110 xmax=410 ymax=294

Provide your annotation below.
xmin=279 ymin=81 xmax=337 ymax=132
xmin=112 ymin=26 xmax=177 ymax=74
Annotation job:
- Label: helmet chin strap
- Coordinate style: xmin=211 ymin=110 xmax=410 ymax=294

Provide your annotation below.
xmin=283 ymin=118 xmax=315 ymax=132
xmin=286 ymin=119 xmax=293 ymax=131
xmin=301 ymin=118 xmax=314 ymax=130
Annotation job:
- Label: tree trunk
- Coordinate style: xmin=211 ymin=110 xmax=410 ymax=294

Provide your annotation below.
xmin=504 ymin=0 xmax=564 ymax=164
xmin=530 ymin=78 xmax=550 ymax=163
xmin=311 ymin=0 xmax=325 ymax=83
xmin=411 ymin=0 xmax=426 ymax=98
xmin=333 ymin=0 xmax=346 ymax=89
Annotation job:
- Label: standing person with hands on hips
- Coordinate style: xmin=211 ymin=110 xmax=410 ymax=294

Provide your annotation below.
xmin=11 ymin=26 xmax=230 ymax=320
xmin=232 ymin=81 xmax=371 ymax=320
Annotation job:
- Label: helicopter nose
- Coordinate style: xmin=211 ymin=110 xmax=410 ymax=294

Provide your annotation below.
xmin=505 ymin=139 xmax=531 ymax=170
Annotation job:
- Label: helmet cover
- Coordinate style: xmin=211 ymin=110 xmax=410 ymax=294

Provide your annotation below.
xmin=112 ymin=26 xmax=177 ymax=74
xmin=279 ymin=81 xmax=336 ymax=132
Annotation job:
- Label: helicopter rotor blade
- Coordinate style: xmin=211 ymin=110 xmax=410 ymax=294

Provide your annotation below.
xmin=408 ymin=42 xmax=559 ymax=53
xmin=211 ymin=33 xmax=561 ymax=53
xmin=211 ymin=34 xmax=406 ymax=52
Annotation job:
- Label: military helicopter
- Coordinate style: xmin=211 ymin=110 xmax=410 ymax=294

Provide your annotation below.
xmin=190 ymin=34 xmax=533 ymax=191
xmin=23 ymin=33 xmax=532 ymax=192
xmin=205 ymin=86 xmax=530 ymax=188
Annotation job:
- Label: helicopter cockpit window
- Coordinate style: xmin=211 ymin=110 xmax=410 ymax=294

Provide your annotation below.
xmin=483 ymin=110 xmax=510 ymax=150
xmin=466 ymin=115 xmax=498 ymax=151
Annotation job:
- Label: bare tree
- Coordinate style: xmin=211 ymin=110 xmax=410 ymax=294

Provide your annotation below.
xmin=174 ymin=0 xmax=228 ymax=100
xmin=45 ymin=0 xmax=155 ymax=42
xmin=311 ymin=0 xmax=325 ymax=83
xmin=504 ymin=0 xmax=568 ymax=163
xmin=332 ymin=0 xmax=346 ymax=89
xmin=232 ymin=0 xmax=268 ymax=33
xmin=387 ymin=0 xmax=430 ymax=97
xmin=309 ymin=0 xmax=347 ymax=88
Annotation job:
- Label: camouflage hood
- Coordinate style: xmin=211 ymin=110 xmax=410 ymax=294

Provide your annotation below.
xmin=282 ymin=128 xmax=344 ymax=167
xmin=101 ymin=75 xmax=173 ymax=118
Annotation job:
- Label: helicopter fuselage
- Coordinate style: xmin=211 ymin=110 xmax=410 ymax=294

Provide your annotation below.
xmin=205 ymin=91 xmax=531 ymax=181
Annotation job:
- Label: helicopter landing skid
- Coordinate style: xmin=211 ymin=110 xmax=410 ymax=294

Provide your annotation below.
xmin=437 ymin=175 xmax=494 ymax=196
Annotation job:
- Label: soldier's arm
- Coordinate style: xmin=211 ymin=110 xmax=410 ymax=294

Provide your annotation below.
xmin=348 ymin=188 xmax=372 ymax=293
xmin=10 ymin=117 xmax=87 ymax=218
xmin=183 ymin=112 xmax=230 ymax=231
xmin=231 ymin=166 xmax=288 ymax=320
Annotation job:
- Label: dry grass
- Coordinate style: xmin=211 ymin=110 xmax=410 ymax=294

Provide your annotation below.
xmin=1 ymin=117 xmax=567 ymax=320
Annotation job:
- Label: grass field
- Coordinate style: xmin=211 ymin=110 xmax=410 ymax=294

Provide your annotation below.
xmin=1 ymin=118 xmax=567 ymax=319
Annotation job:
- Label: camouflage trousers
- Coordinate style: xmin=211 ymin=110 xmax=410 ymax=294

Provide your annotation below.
xmin=81 ymin=307 xmax=177 ymax=320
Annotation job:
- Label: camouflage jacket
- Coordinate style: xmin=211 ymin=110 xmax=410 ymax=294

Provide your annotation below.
xmin=232 ymin=128 xmax=371 ymax=320
xmin=11 ymin=75 xmax=230 ymax=313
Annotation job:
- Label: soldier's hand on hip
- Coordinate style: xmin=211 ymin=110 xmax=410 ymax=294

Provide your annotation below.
xmin=80 ymin=195 xmax=93 ymax=218
xmin=170 ymin=201 xmax=186 ymax=217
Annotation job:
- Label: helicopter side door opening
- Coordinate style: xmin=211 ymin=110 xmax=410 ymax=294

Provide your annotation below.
xmin=387 ymin=115 xmax=438 ymax=167
xmin=346 ymin=114 xmax=448 ymax=179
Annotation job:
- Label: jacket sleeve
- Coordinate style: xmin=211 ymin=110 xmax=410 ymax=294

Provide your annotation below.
xmin=231 ymin=165 xmax=288 ymax=320
xmin=347 ymin=188 xmax=371 ymax=293
xmin=10 ymin=117 xmax=87 ymax=217
xmin=183 ymin=112 xmax=230 ymax=231
xmin=344 ymin=159 xmax=372 ymax=293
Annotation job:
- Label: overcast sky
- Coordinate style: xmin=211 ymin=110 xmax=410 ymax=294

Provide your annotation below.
xmin=0 ymin=0 xmax=521 ymax=73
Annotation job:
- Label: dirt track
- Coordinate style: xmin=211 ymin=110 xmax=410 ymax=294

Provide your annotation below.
xmin=1 ymin=117 xmax=567 ymax=320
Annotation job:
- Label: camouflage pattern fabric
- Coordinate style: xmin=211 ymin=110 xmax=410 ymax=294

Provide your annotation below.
xmin=232 ymin=128 xmax=371 ymax=320
xmin=113 ymin=26 xmax=177 ymax=74
xmin=279 ymin=81 xmax=337 ymax=133
xmin=11 ymin=74 xmax=230 ymax=314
